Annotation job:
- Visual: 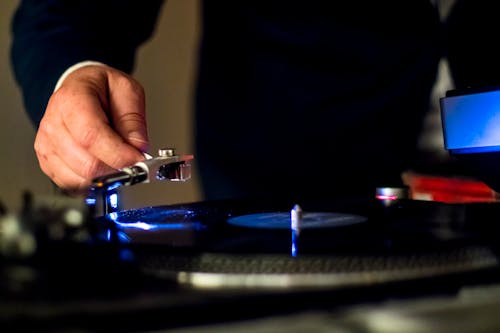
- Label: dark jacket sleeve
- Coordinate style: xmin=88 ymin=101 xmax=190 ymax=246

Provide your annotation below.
xmin=10 ymin=0 xmax=165 ymax=127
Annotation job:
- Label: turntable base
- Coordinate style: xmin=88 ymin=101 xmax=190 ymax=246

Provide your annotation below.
xmin=163 ymin=281 xmax=500 ymax=333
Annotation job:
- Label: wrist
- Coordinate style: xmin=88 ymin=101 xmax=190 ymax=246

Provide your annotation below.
xmin=54 ymin=60 xmax=107 ymax=92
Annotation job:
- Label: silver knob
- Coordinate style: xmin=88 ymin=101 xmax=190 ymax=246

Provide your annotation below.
xmin=158 ymin=148 xmax=175 ymax=157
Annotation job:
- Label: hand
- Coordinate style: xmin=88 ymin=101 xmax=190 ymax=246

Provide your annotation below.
xmin=34 ymin=64 xmax=149 ymax=195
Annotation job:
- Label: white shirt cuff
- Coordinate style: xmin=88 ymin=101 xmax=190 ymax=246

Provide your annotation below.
xmin=54 ymin=60 xmax=107 ymax=92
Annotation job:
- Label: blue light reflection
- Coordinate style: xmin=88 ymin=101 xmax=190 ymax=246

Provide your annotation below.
xmin=105 ymin=208 xmax=206 ymax=231
xmin=291 ymin=229 xmax=299 ymax=257
xmin=85 ymin=197 xmax=96 ymax=205
xmin=109 ymin=193 xmax=118 ymax=210
xmin=113 ymin=221 xmax=206 ymax=231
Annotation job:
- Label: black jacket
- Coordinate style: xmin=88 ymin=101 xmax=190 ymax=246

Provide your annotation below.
xmin=14 ymin=0 xmax=489 ymax=202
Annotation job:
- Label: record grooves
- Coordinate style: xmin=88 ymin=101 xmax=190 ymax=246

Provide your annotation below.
xmin=138 ymin=246 xmax=498 ymax=289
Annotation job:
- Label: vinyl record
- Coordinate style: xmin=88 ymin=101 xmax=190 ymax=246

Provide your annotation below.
xmin=91 ymin=197 xmax=500 ymax=289
xmin=98 ymin=196 xmax=490 ymax=252
xmin=98 ymin=197 xmax=375 ymax=253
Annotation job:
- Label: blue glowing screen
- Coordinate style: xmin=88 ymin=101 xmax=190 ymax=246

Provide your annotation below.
xmin=441 ymin=90 xmax=500 ymax=153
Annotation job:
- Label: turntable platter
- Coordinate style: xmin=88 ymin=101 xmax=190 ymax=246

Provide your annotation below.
xmin=140 ymin=246 xmax=498 ymax=290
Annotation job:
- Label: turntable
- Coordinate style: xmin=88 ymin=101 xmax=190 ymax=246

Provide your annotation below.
xmin=4 ymin=130 xmax=500 ymax=332
xmin=80 ymin=148 xmax=500 ymax=292
xmin=91 ymin=185 xmax=499 ymax=290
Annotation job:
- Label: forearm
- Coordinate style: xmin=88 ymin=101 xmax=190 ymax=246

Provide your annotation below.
xmin=10 ymin=0 xmax=164 ymax=127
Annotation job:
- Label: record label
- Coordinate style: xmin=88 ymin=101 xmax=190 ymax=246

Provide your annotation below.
xmin=227 ymin=212 xmax=367 ymax=229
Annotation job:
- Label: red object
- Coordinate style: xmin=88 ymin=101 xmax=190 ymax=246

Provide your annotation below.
xmin=402 ymin=172 xmax=499 ymax=203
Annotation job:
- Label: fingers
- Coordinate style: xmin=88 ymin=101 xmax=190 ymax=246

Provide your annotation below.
xmin=34 ymin=65 xmax=149 ymax=193
xmin=60 ymin=87 xmax=145 ymax=170
xmin=35 ymin=142 xmax=90 ymax=194
xmin=36 ymin=105 xmax=116 ymax=180
xmin=107 ymin=72 xmax=150 ymax=153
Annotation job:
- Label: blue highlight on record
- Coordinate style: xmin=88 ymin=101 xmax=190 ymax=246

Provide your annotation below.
xmin=106 ymin=208 xmax=206 ymax=231
xmin=227 ymin=212 xmax=367 ymax=229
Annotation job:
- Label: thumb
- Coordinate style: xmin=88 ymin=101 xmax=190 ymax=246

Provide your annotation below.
xmin=107 ymin=71 xmax=150 ymax=153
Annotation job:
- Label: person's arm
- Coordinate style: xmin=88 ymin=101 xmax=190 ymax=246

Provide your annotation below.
xmin=10 ymin=0 xmax=165 ymax=195
xmin=11 ymin=0 xmax=164 ymax=126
